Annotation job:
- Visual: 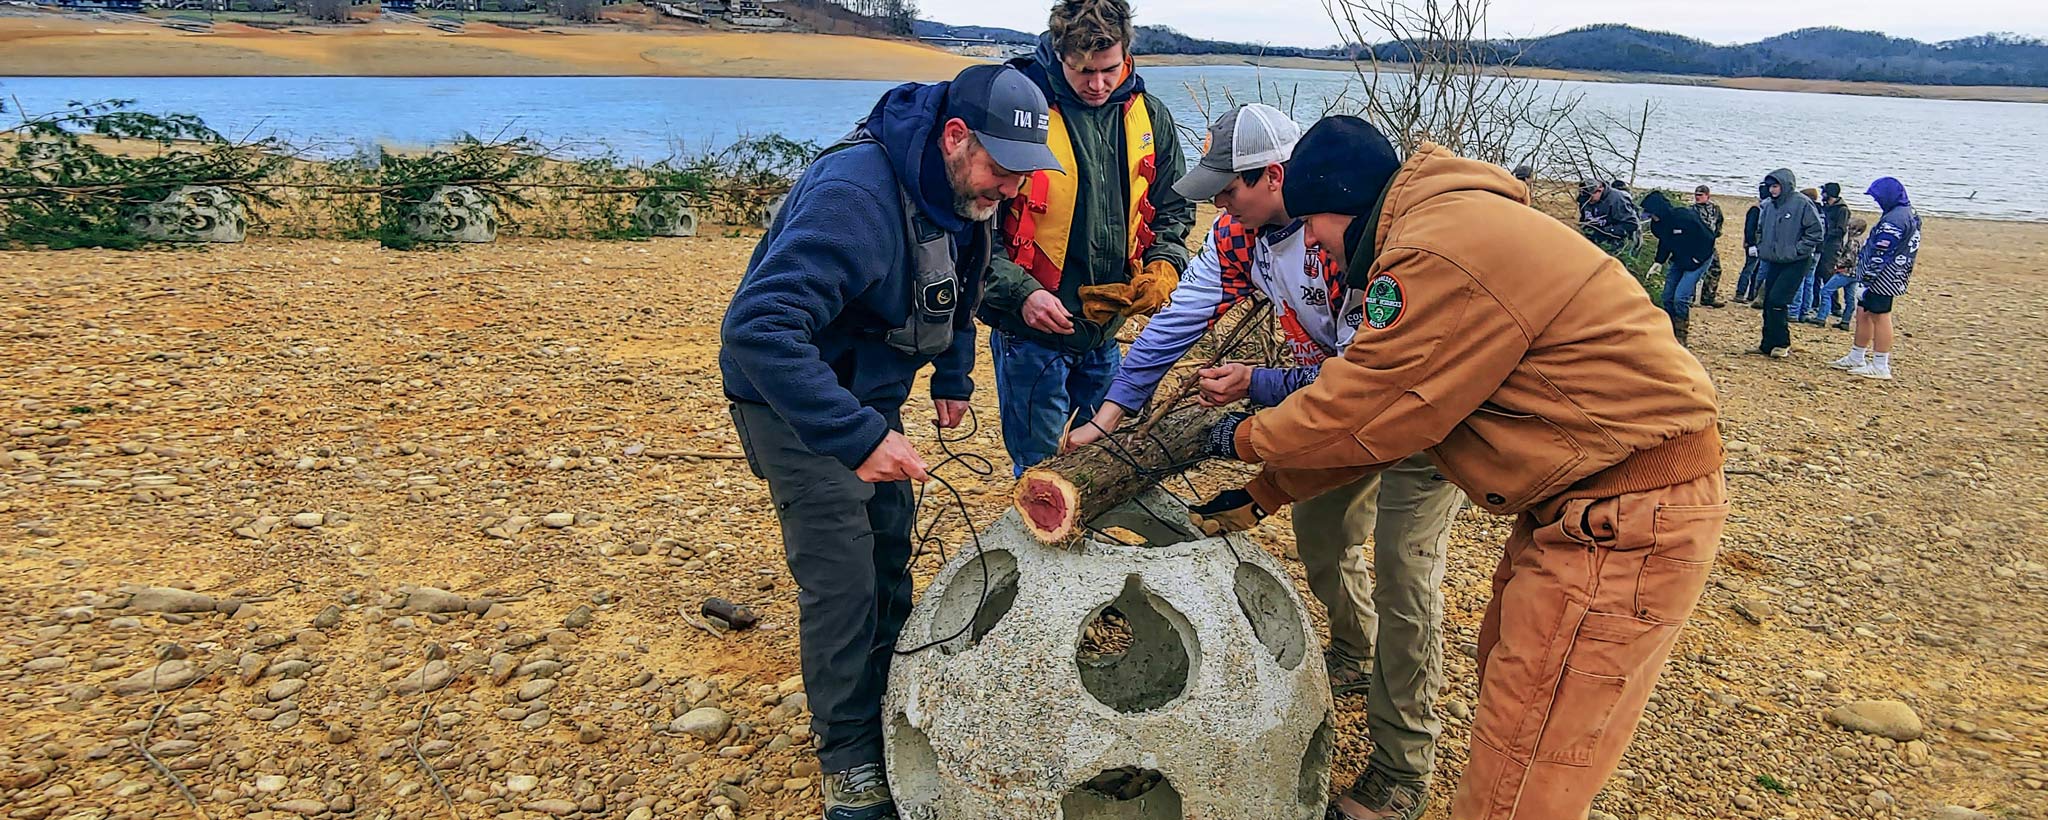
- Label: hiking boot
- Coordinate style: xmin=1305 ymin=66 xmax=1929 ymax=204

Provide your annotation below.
xmin=1835 ymin=321 xmax=1853 ymax=330
xmin=824 ymin=762 xmax=896 ymax=820
xmin=1326 ymin=766 xmax=1429 ymax=820
xmin=1325 ymin=651 xmax=1372 ymax=698
xmin=1671 ymin=317 xmax=1690 ymax=346
xmin=1701 ymin=298 xmax=1727 ymax=308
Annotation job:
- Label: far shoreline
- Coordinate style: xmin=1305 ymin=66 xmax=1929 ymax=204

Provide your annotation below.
xmin=1138 ymin=54 xmax=2048 ymax=105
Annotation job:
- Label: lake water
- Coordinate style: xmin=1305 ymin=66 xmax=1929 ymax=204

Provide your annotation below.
xmin=3 ymin=68 xmax=2044 ymax=220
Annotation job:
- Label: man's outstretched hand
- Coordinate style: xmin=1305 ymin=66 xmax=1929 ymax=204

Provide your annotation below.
xmin=1189 ymin=489 xmax=1265 ymax=535
xmin=855 ymin=431 xmax=929 ymax=484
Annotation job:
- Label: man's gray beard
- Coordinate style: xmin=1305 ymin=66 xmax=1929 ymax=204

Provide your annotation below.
xmin=945 ymin=147 xmax=999 ymax=222
xmin=955 ymin=196 xmax=998 ymax=222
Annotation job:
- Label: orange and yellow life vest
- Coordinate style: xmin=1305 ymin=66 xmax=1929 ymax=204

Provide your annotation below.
xmin=1001 ymin=95 xmax=1158 ymax=290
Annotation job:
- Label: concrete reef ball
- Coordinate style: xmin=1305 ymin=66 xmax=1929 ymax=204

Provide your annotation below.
xmin=885 ymin=490 xmax=1334 ymax=820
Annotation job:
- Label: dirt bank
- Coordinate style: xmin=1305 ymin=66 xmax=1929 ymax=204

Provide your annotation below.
xmin=0 ymin=14 xmax=976 ymax=80
xmin=0 ymin=205 xmax=2043 ymax=818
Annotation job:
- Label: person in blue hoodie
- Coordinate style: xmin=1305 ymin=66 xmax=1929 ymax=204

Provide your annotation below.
xmin=1830 ymin=177 xmax=1922 ymax=381
xmin=719 ymin=64 xmax=1060 ymax=820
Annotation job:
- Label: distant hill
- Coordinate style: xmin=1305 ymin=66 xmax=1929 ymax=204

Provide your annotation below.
xmin=911 ymin=20 xmax=1035 ymax=45
xmin=1505 ymin=25 xmax=2048 ymax=87
xmin=915 ymin=18 xmax=2048 ymax=88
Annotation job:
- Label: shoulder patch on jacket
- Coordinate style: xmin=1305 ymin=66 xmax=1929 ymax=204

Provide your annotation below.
xmin=1363 ymin=273 xmax=1406 ymax=330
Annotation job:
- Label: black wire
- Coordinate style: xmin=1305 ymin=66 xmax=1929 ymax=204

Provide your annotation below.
xmin=891 ymin=405 xmax=998 ymax=656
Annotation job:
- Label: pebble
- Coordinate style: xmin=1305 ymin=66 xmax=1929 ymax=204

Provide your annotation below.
xmin=393 ymin=659 xmax=454 ymax=695
xmin=313 ymin=605 xmax=342 ymax=629
xmin=1934 ymin=809 xmax=1991 ymax=820
xmin=403 ymin=587 xmax=468 ymax=613
xmin=542 ymin=512 xmax=576 ymax=529
xmin=524 ymin=799 xmax=579 ymax=816
xmin=671 ymin=706 xmax=732 ymax=742
xmin=255 ymin=775 xmax=287 ymax=793
xmin=508 ymin=774 xmax=539 ymax=792
xmin=267 ymin=679 xmax=308 ymax=702
xmin=517 ymin=679 xmax=558 ymax=701
xmin=274 ymin=798 xmax=326 ymax=815
xmin=126 ymin=587 xmax=216 ymax=614
xmin=111 ymin=660 xmax=199 ymax=695
xmin=563 ymin=605 xmax=593 ymax=629
xmin=289 ymin=512 xmax=325 ymax=529
xmin=577 ymin=722 xmax=604 ymax=744
xmin=1732 ymin=597 xmax=1776 ymax=625
xmin=1825 ymin=700 xmax=1924 ymax=740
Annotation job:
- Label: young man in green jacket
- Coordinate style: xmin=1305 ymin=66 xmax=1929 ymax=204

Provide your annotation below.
xmin=978 ymin=0 xmax=1195 ymax=476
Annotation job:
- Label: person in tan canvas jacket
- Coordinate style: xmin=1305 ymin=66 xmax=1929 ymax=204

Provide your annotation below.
xmin=1186 ymin=116 xmax=1730 ymax=820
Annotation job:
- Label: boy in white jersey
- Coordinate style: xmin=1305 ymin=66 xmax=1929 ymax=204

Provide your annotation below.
xmin=1063 ymin=103 xmax=1462 ymax=820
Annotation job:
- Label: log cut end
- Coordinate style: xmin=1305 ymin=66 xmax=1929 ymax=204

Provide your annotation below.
xmin=1015 ymin=468 xmax=1082 ymax=545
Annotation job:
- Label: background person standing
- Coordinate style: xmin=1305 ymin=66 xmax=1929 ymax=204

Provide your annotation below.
xmin=1803 ymin=182 xmax=1852 ymax=323
xmin=1691 ymin=184 xmax=1728 ymax=308
xmin=1831 ymin=177 xmax=1922 ymax=380
xmin=1734 ymin=193 xmax=1766 ymax=304
xmin=1643 ymin=191 xmax=1715 ymax=346
xmin=1752 ymin=169 xmax=1823 ymax=357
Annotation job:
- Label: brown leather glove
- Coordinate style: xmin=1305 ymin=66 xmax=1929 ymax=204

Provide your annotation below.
xmin=1076 ymin=284 xmax=1133 ymax=325
xmin=1123 ymin=259 xmax=1180 ymax=317
xmin=1189 ymin=488 xmax=1265 ymax=536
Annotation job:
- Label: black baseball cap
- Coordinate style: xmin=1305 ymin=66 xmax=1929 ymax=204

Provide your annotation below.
xmin=945 ymin=64 xmax=1063 ymax=175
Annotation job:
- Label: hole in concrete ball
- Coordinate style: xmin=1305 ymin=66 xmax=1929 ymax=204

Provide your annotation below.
xmin=1076 ymin=575 xmax=1197 ymax=713
xmin=925 ymin=549 xmax=1019 ymax=655
xmin=887 ymin=713 xmax=944 ymax=809
xmin=1233 ymin=561 xmax=1307 ymax=670
xmin=1297 ymin=716 xmax=1335 ymax=809
xmin=1061 ymin=766 xmax=1183 ymax=819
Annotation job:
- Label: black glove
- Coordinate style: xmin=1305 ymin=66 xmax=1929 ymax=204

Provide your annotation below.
xmin=1189 ymin=489 xmax=1265 ymax=535
xmin=1205 ymin=411 xmax=1252 ymax=461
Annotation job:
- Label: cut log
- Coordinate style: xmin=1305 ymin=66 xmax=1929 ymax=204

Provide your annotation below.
xmin=1014 ymin=404 xmax=1237 ymax=545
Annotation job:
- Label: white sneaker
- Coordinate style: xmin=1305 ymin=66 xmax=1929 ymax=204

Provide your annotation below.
xmin=1829 ymin=354 xmax=1864 ymax=370
xmin=1769 ymin=347 xmax=1792 ymax=359
xmin=1849 ymin=362 xmax=1892 ymax=380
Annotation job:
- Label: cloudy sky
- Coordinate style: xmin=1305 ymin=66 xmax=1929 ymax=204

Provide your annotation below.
xmin=917 ymin=0 xmax=2048 ymax=48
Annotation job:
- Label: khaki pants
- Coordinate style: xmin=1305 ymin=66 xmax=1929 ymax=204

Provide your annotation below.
xmin=1452 ymin=471 xmax=1728 ymax=819
xmin=1291 ymin=453 xmax=1463 ymax=781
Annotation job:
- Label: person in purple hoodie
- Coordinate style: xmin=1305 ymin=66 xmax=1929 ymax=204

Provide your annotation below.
xmin=1830 ymin=177 xmax=1921 ymax=380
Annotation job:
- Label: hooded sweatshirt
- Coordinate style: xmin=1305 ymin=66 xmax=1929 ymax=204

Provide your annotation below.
xmin=1820 ymin=197 xmax=1851 ymax=255
xmin=719 ymin=80 xmax=984 ymax=470
xmin=981 ymin=34 xmax=1195 ymax=353
xmin=1755 ymin=168 xmax=1824 ymax=263
xmin=1858 ymin=177 xmax=1922 ymax=296
xmin=1643 ymin=191 xmax=1715 ymax=271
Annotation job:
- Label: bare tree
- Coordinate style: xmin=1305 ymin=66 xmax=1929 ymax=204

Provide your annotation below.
xmin=1319 ymin=0 xmax=1657 ymax=209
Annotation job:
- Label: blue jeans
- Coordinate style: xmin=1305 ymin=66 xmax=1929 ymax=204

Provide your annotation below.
xmin=989 ymin=331 xmax=1122 ymax=477
xmin=1660 ymin=260 xmax=1711 ymax=320
xmin=1734 ymin=254 xmax=1765 ymax=301
xmin=1818 ymin=274 xmax=1860 ymax=323
xmin=1790 ymin=263 xmax=1828 ymax=321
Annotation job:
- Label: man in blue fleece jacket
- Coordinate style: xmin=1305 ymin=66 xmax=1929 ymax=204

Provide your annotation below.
xmin=719 ymin=64 xmax=1059 ymax=820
